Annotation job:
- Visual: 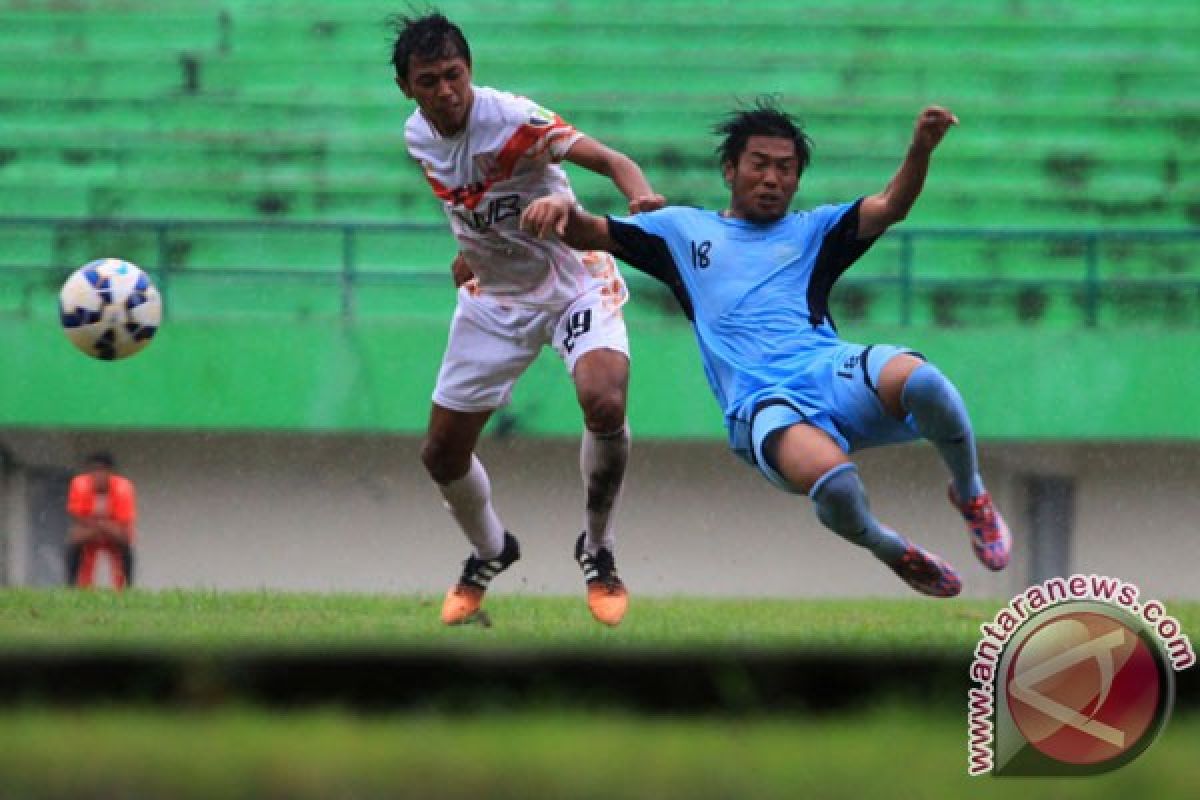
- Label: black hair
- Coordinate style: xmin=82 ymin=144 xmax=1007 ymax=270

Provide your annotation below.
xmin=85 ymin=451 xmax=115 ymax=469
xmin=713 ymin=95 xmax=813 ymax=173
xmin=389 ymin=9 xmax=471 ymax=81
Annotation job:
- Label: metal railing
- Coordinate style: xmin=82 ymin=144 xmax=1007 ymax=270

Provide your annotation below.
xmin=879 ymin=227 xmax=1200 ymax=326
xmin=3 ymin=217 xmax=1198 ymax=326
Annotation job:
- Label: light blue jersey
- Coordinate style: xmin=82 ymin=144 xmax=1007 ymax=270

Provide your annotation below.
xmin=609 ymin=201 xmax=921 ymax=477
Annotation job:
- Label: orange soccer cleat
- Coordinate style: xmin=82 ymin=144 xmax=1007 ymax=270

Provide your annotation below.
xmin=440 ymin=532 xmax=520 ymax=625
xmin=574 ymin=533 xmax=629 ymax=626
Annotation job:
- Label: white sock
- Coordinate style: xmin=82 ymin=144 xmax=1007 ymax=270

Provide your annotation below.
xmin=438 ymin=454 xmax=506 ymax=559
xmin=580 ymin=423 xmax=630 ymax=554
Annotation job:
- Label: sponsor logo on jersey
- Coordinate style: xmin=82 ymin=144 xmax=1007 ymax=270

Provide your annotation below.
xmin=528 ymin=105 xmax=556 ymax=127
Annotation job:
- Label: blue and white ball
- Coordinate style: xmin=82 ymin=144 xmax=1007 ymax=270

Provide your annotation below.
xmin=59 ymin=258 xmax=162 ymax=360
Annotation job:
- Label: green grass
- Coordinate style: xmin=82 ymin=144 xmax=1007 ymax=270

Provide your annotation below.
xmin=0 ymin=588 xmax=1052 ymax=653
xmin=0 ymin=706 xmax=1196 ymax=800
xmin=2 ymin=589 xmax=1197 ymax=654
xmin=1 ymin=589 xmax=1197 ymax=797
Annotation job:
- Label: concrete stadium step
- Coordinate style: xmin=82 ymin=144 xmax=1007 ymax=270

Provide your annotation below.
xmin=5 ymin=123 xmax=1193 ymax=186
xmin=4 ymin=98 xmax=1195 ymax=160
xmin=2 ymin=179 xmax=1193 ymax=233
xmin=2 ymin=0 xmax=1196 ymax=243
xmin=6 ymin=54 xmax=1191 ymax=107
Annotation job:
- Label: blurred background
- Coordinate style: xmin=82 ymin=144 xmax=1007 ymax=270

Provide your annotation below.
xmin=1 ymin=0 xmax=1197 ymax=599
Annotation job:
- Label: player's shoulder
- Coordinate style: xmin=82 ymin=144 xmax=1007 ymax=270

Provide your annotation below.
xmin=477 ymin=86 xmax=560 ymax=128
xmin=793 ymin=200 xmax=858 ymax=225
xmin=614 ymin=205 xmax=717 ymax=242
xmin=638 ymin=205 xmax=716 ymax=225
xmin=403 ymin=108 xmax=433 ymax=150
xmin=656 ymin=205 xmax=723 ymax=233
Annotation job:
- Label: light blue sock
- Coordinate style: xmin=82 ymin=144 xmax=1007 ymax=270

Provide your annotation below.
xmin=901 ymin=363 xmax=985 ymax=502
xmin=810 ymin=464 xmax=908 ymax=564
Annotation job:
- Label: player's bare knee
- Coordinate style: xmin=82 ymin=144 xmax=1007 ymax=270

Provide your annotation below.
xmin=420 ymin=438 xmax=471 ymax=485
xmin=583 ymin=393 xmax=628 ymax=431
xmin=581 ymin=389 xmax=626 ymax=433
xmin=773 ymin=424 xmax=848 ymax=494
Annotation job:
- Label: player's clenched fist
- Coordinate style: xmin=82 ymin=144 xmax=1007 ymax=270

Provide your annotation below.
xmin=912 ymin=106 xmax=958 ymax=152
xmin=520 ymin=194 xmax=573 ymax=239
xmin=627 ymin=193 xmax=666 ymax=214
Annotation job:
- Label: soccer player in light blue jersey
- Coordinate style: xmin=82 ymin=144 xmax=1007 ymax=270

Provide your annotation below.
xmin=519 ymin=99 xmax=1012 ymax=597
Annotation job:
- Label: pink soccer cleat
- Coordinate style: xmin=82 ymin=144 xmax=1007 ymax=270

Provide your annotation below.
xmin=890 ymin=538 xmax=962 ymax=598
xmin=949 ymin=484 xmax=1012 ymax=571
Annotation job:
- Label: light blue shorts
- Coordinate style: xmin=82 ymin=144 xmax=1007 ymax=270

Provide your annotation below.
xmin=729 ymin=342 xmax=924 ymax=494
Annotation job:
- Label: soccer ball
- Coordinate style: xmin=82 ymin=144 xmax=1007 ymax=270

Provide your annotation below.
xmin=59 ymin=258 xmax=162 ymax=360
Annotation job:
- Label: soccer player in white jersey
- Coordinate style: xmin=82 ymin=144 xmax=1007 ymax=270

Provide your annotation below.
xmin=521 ymin=100 xmax=1012 ymax=597
xmin=391 ymin=12 xmax=664 ymax=626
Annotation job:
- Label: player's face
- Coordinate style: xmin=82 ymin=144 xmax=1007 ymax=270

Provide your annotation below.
xmin=724 ymin=136 xmax=800 ymax=223
xmin=88 ymin=466 xmax=111 ymax=491
xmin=398 ymin=55 xmax=473 ymax=136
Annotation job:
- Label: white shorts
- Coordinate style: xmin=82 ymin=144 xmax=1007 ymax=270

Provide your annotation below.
xmin=432 ymin=282 xmax=630 ymax=413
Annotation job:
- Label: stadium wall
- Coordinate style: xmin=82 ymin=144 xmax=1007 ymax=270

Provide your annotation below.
xmin=1 ymin=429 xmax=1196 ymax=600
xmin=3 ymin=317 xmax=1200 ymax=439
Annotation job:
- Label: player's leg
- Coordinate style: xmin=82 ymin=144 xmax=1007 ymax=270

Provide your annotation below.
xmin=755 ymin=411 xmax=960 ymax=597
xmin=116 ymin=540 xmax=134 ymax=589
xmin=424 ymin=295 xmax=538 ymax=624
xmin=876 ymin=354 xmax=1011 ymax=570
xmin=876 ymin=354 xmax=982 ymax=502
xmin=94 ymin=540 xmax=126 ymax=590
xmin=571 ymin=348 xmax=630 ymax=626
xmin=556 ymin=280 xmax=631 ymax=626
xmin=77 ymin=544 xmax=97 ymax=588
xmin=422 ymin=404 xmax=505 ymax=556
xmin=423 ymin=404 xmax=522 ymax=624
xmin=764 ymin=423 xmax=908 ymax=562
xmin=64 ymin=535 xmax=84 ymax=587
xmin=573 ymin=347 xmax=630 ymax=553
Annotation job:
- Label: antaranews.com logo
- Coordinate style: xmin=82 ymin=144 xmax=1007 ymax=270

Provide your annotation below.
xmin=967 ymin=574 xmax=1195 ymax=776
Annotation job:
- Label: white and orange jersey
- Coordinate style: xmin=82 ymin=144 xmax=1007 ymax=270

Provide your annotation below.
xmin=405 ymin=86 xmax=627 ymax=310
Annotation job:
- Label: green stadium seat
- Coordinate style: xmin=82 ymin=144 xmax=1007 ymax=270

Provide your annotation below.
xmin=1 ymin=0 xmax=1197 ymax=327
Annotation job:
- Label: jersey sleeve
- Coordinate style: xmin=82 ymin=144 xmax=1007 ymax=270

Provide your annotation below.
xmin=110 ymin=477 xmax=137 ymax=526
xmin=806 ymin=198 xmax=879 ymax=327
xmin=66 ymin=475 xmax=90 ymax=517
xmin=811 ymin=199 xmax=878 ymax=270
xmin=402 ymin=111 xmax=427 ymax=161
xmin=502 ymin=93 xmax=583 ymax=165
xmin=606 ymin=212 xmax=695 ymax=320
xmin=606 ymin=213 xmax=677 ymax=282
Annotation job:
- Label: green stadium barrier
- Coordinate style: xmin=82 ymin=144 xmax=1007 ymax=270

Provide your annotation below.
xmin=1 ymin=0 xmax=1198 ymax=434
xmin=4 ymin=313 xmax=1200 ymax=439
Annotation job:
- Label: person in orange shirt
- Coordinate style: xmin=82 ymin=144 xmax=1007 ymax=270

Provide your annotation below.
xmin=65 ymin=451 xmax=137 ymax=589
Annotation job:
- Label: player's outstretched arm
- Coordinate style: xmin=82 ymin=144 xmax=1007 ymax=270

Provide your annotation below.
xmin=562 ymin=136 xmax=666 ymax=214
xmin=858 ymin=105 xmax=958 ymax=240
xmin=520 ymin=194 xmax=621 ymax=255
